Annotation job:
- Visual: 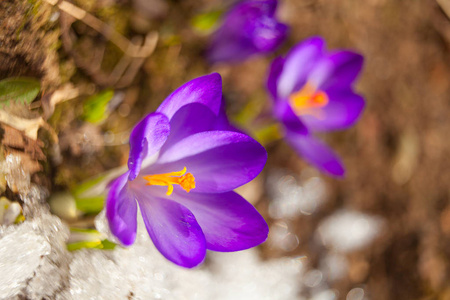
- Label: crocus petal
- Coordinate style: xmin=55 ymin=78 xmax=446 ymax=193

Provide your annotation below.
xmin=267 ymin=56 xmax=285 ymax=99
xmin=161 ymin=101 xmax=241 ymax=151
xmin=128 ymin=112 xmax=170 ymax=181
xmin=311 ymin=51 xmax=364 ymax=90
xmin=106 ymin=171 xmax=137 ymax=246
xmin=137 ymin=194 xmax=206 ymax=268
xmin=285 ymin=131 xmax=345 ymax=177
xmin=275 ymin=100 xmax=309 ymax=135
xmin=157 ymin=73 xmax=222 ymax=120
xmin=301 ymin=89 xmax=365 ymax=131
xmin=252 ymin=18 xmax=289 ymax=52
xmin=277 ymin=36 xmax=325 ymax=98
xmin=172 ymin=191 xmax=268 ymax=252
xmin=162 ymin=103 xmax=217 ymax=150
xmin=208 ymin=36 xmax=258 ymax=64
xmin=149 ymin=131 xmax=267 ymax=193
xmin=207 ymin=0 xmax=287 ymax=63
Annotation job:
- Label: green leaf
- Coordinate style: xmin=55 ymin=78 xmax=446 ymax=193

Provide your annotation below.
xmin=82 ymin=89 xmax=114 ymax=124
xmin=0 ymin=77 xmax=40 ymax=106
xmin=67 ymin=240 xmax=102 ymax=251
xmin=72 ymin=173 xmax=109 ymax=214
xmin=74 ymin=195 xmax=105 ymax=214
xmin=253 ymin=123 xmax=283 ymax=146
xmin=67 ymin=239 xmax=116 ymax=251
xmin=101 ymin=239 xmax=117 ymax=250
xmin=67 ymin=228 xmax=116 ymax=251
xmin=71 ymin=166 xmax=127 ymax=214
xmin=72 ymin=174 xmax=109 ymax=198
xmin=191 ymin=10 xmax=223 ymax=33
xmin=70 ymin=228 xmax=102 ymax=235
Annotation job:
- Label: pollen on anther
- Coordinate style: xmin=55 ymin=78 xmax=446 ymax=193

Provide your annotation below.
xmin=179 ymin=172 xmax=195 ymax=193
xmin=142 ymin=167 xmax=196 ymax=196
xmin=289 ymin=82 xmax=329 ymax=118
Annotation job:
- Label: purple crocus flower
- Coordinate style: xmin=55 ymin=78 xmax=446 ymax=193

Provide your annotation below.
xmin=106 ymin=73 xmax=268 ymax=268
xmin=207 ymin=0 xmax=288 ymax=63
xmin=267 ymin=37 xmax=365 ymax=177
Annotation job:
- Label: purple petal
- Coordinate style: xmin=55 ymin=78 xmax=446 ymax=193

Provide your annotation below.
xmin=277 ymin=36 xmax=325 ymax=98
xmin=285 ymin=132 xmax=345 ymax=177
xmin=106 ymin=171 xmax=137 ymax=246
xmin=128 ymin=112 xmax=170 ymax=181
xmin=267 ymin=56 xmax=285 ymax=99
xmin=301 ymin=89 xmax=365 ymax=132
xmin=207 ymin=35 xmax=259 ymax=64
xmin=274 ymin=100 xmax=309 ymax=135
xmin=148 ymin=131 xmax=267 ymax=193
xmin=172 ymin=191 xmax=268 ymax=252
xmin=219 ymin=0 xmax=277 ymax=36
xmin=161 ymin=101 xmax=242 ymax=151
xmin=157 ymin=73 xmax=222 ymax=119
xmin=252 ymin=19 xmax=288 ymax=52
xmin=312 ymin=51 xmax=364 ymax=90
xmin=162 ymin=103 xmax=217 ymax=150
xmin=207 ymin=0 xmax=287 ymax=63
xmin=137 ymin=195 xmax=206 ymax=268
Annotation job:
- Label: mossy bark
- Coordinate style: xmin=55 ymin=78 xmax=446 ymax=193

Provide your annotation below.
xmin=0 ymin=0 xmax=60 ymax=88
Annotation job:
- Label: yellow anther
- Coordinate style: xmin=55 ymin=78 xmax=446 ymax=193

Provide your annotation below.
xmin=142 ymin=167 xmax=196 ymax=196
xmin=289 ymin=82 xmax=329 ymax=119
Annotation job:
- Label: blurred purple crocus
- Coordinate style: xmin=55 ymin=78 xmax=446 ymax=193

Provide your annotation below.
xmin=106 ymin=73 xmax=268 ymax=268
xmin=207 ymin=0 xmax=288 ymax=63
xmin=267 ymin=37 xmax=365 ymax=177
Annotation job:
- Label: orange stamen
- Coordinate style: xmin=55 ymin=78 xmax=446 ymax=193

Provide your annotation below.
xmin=142 ymin=167 xmax=196 ymax=196
xmin=289 ymin=82 xmax=329 ymax=119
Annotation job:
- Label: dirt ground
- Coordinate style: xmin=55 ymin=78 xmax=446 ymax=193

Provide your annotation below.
xmin=1 ymin=0 xmax=450 ymax=299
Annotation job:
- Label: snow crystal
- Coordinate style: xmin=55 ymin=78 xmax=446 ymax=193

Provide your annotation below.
xmin=317 ymin=209 xmax=383 ymax=253
xmin=0 ymin=189 xmax=306 ymax=300
xmin=346 ymin=287 xmax=365 ymax=300
xmin=0 ymin=155 xmax=31 ymax=197
xmin=0 ymin=165 xmax=306 ymax=299
xmin=0 ymin=223 xmax=51 ymax=298
xmin=63 ymin=212 xmax=304 ymax=300
xmin=268 ymin=169 xmax=327 ymax=219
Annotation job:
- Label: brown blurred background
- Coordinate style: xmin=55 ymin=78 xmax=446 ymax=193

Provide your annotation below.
xmin=279 ymin=1 xmax=450 ymax=299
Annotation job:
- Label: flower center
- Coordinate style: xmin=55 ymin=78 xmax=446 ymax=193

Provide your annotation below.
xmin=142 ymin=167 xmax=196 ymax=196
xmin=289 ymin=82 xmax=328 ymax=119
